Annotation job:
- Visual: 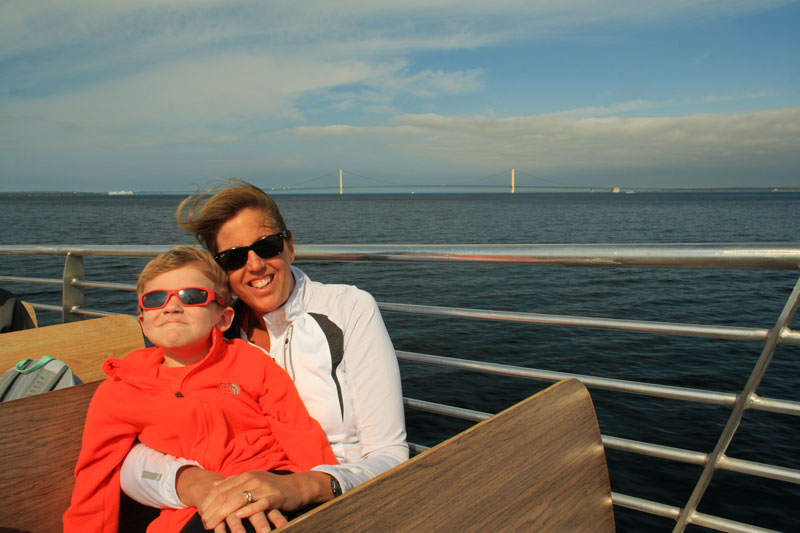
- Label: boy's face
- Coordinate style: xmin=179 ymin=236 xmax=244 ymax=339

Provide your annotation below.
xmin=138 ymin=266 xmax=233 ymax=367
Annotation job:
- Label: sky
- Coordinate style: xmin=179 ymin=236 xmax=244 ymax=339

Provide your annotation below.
xmin=1 ymin=0 xmax=799 ymax=192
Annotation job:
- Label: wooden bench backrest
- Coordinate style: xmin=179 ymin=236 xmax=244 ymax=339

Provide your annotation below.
xmin=282 ymin=378 xmax=615 ymax=532
xmin=0 ymin=382 xmax=157 ymax=533
xmin=20 ymin=301 xmax=37 ymax=328
xmin=0 ymin=316 xmax=147 ymax=532
xmin=0 ymin=382 xmax=100 ymax=533
xmin=0 ymin=315 xmax=145 ymax=383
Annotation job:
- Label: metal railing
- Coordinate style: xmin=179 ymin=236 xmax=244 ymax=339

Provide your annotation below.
xmin=2 ymin=243 xmax=799 ymax=532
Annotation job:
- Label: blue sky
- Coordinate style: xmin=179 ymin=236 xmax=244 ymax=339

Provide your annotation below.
xmin=1 ymin=1 xmax=799 ymax=192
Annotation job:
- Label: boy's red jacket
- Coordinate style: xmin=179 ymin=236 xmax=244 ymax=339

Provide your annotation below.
xmin=63 ymin=328 xmax=337 ymax=532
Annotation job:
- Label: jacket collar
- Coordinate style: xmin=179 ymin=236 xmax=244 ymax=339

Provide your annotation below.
xmin=224 ymin=266 xmax=309 ymax=340
xmin=104 ymin=327 xmax=227 ymax=389
xmin=263 ymin=266 xmax=307 ymax=326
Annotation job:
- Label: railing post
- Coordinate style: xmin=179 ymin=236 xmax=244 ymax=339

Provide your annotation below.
xmin=62 ymin=252 xmax=84 ymax=323
xmin=672 ymin=273 xmax=800 ymax=532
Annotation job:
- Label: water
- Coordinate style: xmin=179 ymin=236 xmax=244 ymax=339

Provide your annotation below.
xmin=1 ymin=191 xmax=799 ymax=531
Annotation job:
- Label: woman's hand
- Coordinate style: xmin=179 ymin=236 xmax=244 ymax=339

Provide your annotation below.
xmin=209 ymin=508 xmax=286 ymax=533
xmin=177 ymin=466 xmax=286 ymax=532
xmin=198 ymin=470 xmax=334 ymax=531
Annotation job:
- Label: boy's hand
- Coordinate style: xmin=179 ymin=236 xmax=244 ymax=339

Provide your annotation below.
xmin=175 ymin=466 xmax=225 ymax=508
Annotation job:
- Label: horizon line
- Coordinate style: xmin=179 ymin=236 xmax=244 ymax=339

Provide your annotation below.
xmin=2 ymin=186 xmax=799 ymax=195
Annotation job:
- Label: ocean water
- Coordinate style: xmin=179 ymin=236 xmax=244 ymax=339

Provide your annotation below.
xmin=1 ymin=191 xmax=799 ymax=531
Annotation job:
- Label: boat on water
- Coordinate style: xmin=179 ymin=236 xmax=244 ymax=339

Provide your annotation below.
xmin=1 ymin=242 xmax=799 ymax=532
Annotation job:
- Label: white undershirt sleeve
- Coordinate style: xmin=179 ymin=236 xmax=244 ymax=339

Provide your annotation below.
xmin=119 ymin=442 xmax=200 ymax=509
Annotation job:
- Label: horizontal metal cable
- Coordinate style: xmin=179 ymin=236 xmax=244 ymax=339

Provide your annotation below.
xmin=25 ymin=303 xmax=61 ymax=313
xmin=403 ymin=397 xmax=490 ymax=422
xmin=403 ymin=399 xmax=800 ymax=485
xmin=71 ymin=280 xmax=137 ymax=291
xmin=397 ymin=351 xmax=800 ymax=415
xmin=604 ymin=436 xmax=800 ymax=484
xmin=747 ymin=395 xmax=800 ymax=416
xmin=611 ymin=493 xmax=778 ymax=533
xmin=0 ymin=245 xmax=172 ymax=257
xmin=689 ymin=511 xmax=779 ymax=533
xmin=294 ymin=243 xmax=800 ymax=270
xmin=71 ymin=308 xmax=117 ymax=318
xmin=602 ymin=435 xmax=707 ymax=465
xmin=380 ymin=301 xmax=774 ymax=343
xmin=611 ymin=492 xmax=680 ymax=520
xmin=3 ymin=243 xmax=800 ymax=269
xmin=0 ymin=275 xmax=63 ymax=285
xmin=717 ymin=455 xmax=800 ymax=484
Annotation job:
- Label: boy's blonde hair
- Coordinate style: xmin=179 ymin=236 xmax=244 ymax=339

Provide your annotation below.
xmin=176 ymin=179 xmax=289 ymax=255
xmin=137 ymin=246 xmax=231 ymax=305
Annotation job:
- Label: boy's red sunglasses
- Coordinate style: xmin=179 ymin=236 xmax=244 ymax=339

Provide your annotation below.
xmin=139 ymin=287 xmax=225 ymax=310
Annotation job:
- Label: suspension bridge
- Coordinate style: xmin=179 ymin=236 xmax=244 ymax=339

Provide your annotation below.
xmin=257 ymin=169 xmax=617 ymax=194
xmin=130 ymin=169 xmax=626 ymax=196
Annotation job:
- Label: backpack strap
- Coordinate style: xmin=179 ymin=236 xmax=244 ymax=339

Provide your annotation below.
xmin=15 ymin=355 xmax=55 ymax=374
xmin=0 ymin=357 xmax=74 ymax=402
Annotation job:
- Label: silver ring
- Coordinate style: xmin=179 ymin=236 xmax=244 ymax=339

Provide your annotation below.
xmin=243 ymin=490 xmax=255 ymax=504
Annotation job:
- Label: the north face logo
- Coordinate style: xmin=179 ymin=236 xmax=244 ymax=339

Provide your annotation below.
xmin=219 ymin=383 xmax=240 ymax=395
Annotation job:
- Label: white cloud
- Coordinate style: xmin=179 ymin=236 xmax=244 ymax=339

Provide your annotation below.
xmin=1 ymin=49 xmax=485 ymax=151
xmin=553 ymin=91 xmax=779 ymax=118
xmin=552 ymin=100 xmax=657 ymax=118
xmin=2 ymin=0 xmax=789 ymax=122
xmin=392 ymin=69 xmax=484 ymax=98
xmin=2 ymin=52 xmax=380 ymax=145
xmin=291 ymin=107 xmax=800 ymax=183
xmin=1 ymin=0 xmax=796 ymax=189
xmin=3 ymin=1 xmax=790 ymax=65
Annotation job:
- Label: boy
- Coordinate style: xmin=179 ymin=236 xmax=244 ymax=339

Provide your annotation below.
xmin=63 ymin=246 xmax=336 ymax=532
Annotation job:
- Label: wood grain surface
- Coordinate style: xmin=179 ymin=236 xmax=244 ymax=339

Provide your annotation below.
xmin=0 ymin=315 xmax=144 ymax=383
xmin=281 ymin=378 xmax=615 ymax=532
xmin=0 ymin=382 xmax=99 ymax=532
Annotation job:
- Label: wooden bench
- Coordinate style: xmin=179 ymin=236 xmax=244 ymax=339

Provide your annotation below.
xmin=0 ymin=315 xmax=149 ymax=533
xmin=0 ymin=314 xmax=145 ymax=384
xmin=281 ymin=378 xmax=615 ymax=532
xmin=0 ymin=382 xmax=157 ymax=533
xmin=0 ymin=377 xmax=613 ymax=532
xmin=20 ymin=301 xmax=37 ymax=328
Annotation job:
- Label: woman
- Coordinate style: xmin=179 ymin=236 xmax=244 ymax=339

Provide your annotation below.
xmin=120 ymin=180 xmax=408 ymax=532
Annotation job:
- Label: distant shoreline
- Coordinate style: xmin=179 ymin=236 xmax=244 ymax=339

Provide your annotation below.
xmin=1 ymin=187 xmax=799 ymax=196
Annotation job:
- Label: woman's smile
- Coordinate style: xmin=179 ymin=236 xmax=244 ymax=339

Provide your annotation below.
xmin=215 ymin=208 xmax=296 ymax=315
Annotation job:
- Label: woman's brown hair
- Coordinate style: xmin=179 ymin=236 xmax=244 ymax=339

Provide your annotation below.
xmin=176 ymin=179 xmax=288 ymax=255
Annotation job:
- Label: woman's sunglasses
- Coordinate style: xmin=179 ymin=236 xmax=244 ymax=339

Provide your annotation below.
xmin=213 ymin=231 xmax=289 ymax=271
xmin=139 ymin=287 xmax=225 ymax=310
